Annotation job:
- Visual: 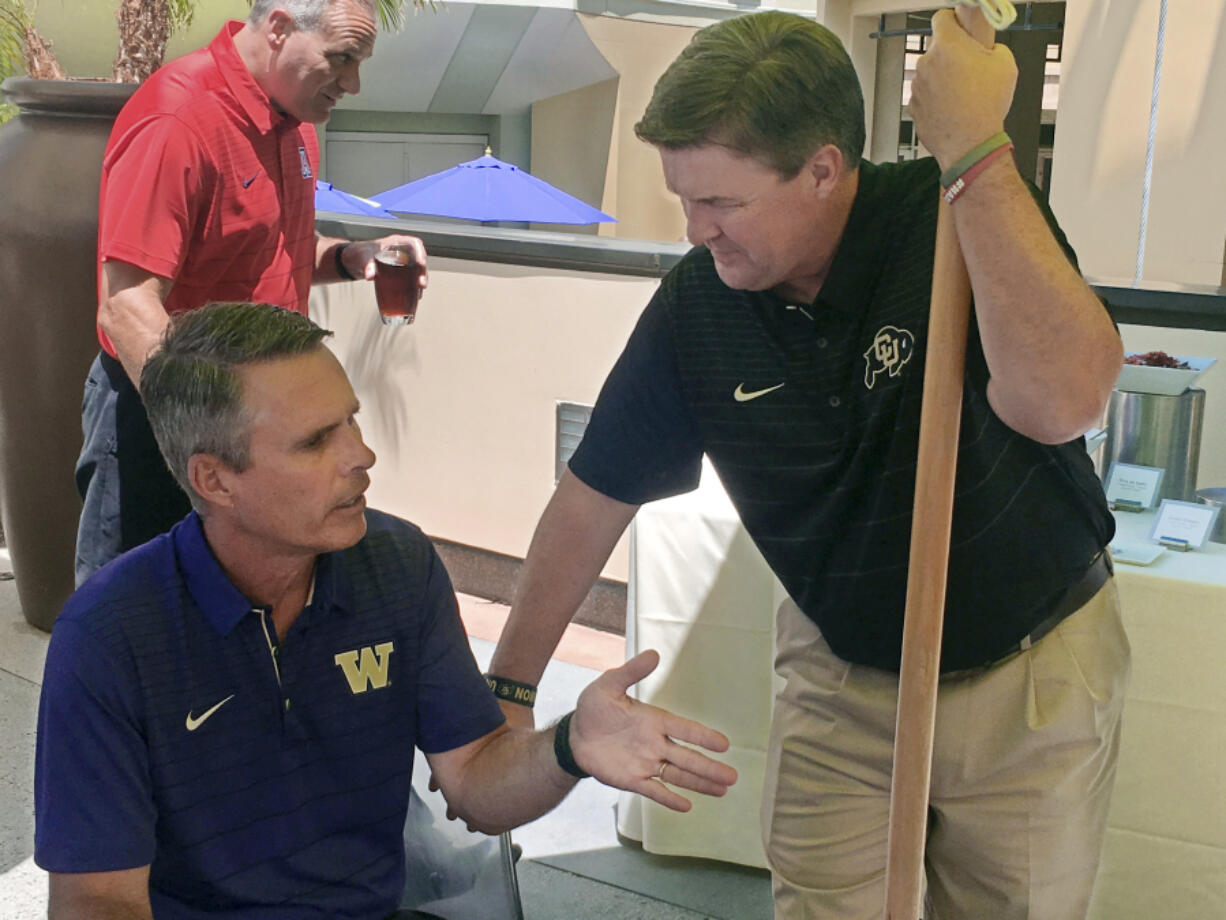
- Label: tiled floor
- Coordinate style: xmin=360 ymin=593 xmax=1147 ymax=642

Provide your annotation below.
xmin=0 ymin=547 xmax=770 ymax=919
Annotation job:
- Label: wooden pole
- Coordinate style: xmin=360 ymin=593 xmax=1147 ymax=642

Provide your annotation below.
xmin=883 ymin=7 xmax=997 ymax=919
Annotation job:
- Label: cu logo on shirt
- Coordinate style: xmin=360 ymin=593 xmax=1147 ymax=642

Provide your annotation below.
xmin=334 ymin=642 xmax=395 ymax=693
xmin=863 ymin=325 xmax=916 ymax=389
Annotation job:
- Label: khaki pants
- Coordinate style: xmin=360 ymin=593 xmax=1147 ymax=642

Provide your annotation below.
xmin=762 ymin=582 xmax=1129 ymax=920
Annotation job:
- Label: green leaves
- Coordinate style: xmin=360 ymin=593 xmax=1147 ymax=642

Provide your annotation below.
xmin=166 ymin=0 xmax=194 ymax=34
xmin=0 ymin=1 xmax=31 ymax=79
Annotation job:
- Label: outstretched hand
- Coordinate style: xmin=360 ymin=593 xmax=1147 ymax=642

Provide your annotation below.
xmin=570 ymin=650 xmax=738 ymax=812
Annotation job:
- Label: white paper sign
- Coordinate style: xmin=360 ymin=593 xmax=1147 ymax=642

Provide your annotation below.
xmin=1149 ymin=499 xmax=1220 ymax=550
xmin=1104 ymin=462 xmax=1164 ymax=511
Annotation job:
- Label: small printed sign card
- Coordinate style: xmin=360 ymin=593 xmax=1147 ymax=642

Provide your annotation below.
xmin=1104 ymin=462 xmax=1164 ymax=512
xmin=1149 ymin=499 xmax=1221 ymax=551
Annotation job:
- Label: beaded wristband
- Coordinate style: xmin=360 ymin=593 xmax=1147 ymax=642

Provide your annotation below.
xmin=333 ymin=242 xmax=358 ymax=281
xmin=484 ymin=674 xmax=538 ymax=708
xmin=553 ymin=711 xmax=589 ymax=779
xmin=939 ymin=131 xmax=1012 ymax=190
xmin=942 ymin=142 xmax=1014 ymax=205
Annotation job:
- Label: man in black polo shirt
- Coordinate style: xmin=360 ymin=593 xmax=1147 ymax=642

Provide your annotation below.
xmin=488 ymin=10 xmax=1127 ymax=920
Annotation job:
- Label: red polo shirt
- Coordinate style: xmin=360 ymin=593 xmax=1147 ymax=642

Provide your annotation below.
xmin=96 ymin=21 xmax=318 ymax=358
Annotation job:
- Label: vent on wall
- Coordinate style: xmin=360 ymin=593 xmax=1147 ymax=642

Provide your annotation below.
xmin=555 ymin=402 xmax=593 ymax=483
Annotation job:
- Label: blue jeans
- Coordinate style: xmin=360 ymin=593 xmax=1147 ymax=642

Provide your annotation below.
xmin=74 ymin=352 xmax=190 ymax=586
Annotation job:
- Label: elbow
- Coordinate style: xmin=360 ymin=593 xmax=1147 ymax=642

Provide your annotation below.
xmin=990 ymin=341 xmax=1122 ymax=445
xmin=989 ymin=381 xmax=1116 ymax=445
xmin=1002 ymin=391 xmax=1112 ymax=445
xmin=447 ymin=801 xmax=514 ymax=837
xmin=1016 ymin=408 xmax=1105 ymax=446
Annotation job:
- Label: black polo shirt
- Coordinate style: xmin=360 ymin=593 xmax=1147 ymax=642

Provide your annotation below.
xmin=570 ymin=157 xmax=1114 ymax=672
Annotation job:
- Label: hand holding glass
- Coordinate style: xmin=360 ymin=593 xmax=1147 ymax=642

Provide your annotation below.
xmin=374 ymin=248 xmax=423 ymax=325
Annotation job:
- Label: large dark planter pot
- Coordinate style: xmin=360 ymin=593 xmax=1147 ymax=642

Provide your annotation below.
xmin=0 ymin=77 xmax=136 ymax=631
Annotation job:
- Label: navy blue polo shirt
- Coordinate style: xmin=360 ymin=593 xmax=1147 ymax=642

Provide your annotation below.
xmin=35 ymin=509 xmax=503 ymax=919
xmin=570 ymin=157 xmax=1114 ymax=672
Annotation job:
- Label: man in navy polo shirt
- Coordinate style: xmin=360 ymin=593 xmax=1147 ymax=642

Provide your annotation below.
xmin=487 ymin=11 xmax=1128 ymax=920
xmin=36 ymin=303 xmax=737 ymax=919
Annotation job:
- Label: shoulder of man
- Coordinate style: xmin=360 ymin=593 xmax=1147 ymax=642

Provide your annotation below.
xmin=863 ymin=156 xmax=942 ymax=207
xmin=344 ymin=509 xmax=438 ymax=578
xmin=333 ymin=510 xmax=460 ymax=625
xmin=657 ymin=244 xmax=719 ymax=310
xmin=51 ymin=533 xmax=181 ymax=668
xmin=117 ymin=43 xmax=223 ymax=124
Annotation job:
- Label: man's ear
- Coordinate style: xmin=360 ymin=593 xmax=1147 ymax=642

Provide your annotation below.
xmin=804 ymin=144 xmax=848 ymax=196
xmin=265 ymin=9 xmax=294 ymax=49
xmin=187 ymin=454 xmax=237 ymax=510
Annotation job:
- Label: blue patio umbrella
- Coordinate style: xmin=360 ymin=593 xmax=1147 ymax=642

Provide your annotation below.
xmin=314 ymin=180 xmax=396 ymax=218
xmin=373 ymin=154 xmax=615 ymax=225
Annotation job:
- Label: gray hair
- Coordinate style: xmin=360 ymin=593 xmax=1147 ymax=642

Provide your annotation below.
xmin=248 ymin=0 xmax=375 ymax=32
xmin=140 ymin=303 xmax=333 ymax=513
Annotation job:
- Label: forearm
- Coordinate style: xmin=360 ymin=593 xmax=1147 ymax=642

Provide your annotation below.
xmin=48 ymin=870 xmax=153 ymax=920
xmin=97 ymin=264 xmax=173 ymax=391
xmin=313 ymin=233 xmax=354 ymax=284
xmin=952 ymin=159 xmax=1121 ymax=442
xmin=431 ymin=725 xmax=577 ymax=835
xmin=489 ymin=471 xmax=638 ymax=686
xmin=49 ymin=896 xmax=153 ymax=920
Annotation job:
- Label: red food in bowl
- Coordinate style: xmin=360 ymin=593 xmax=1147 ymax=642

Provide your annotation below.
xmin=1123 ymin=350 xmax=1190 ymax=369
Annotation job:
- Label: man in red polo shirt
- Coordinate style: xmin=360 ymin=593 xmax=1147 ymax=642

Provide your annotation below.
xmin=76 ymin=0 xmax=425 ymax=585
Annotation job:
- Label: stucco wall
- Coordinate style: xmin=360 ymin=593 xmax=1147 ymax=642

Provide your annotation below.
xmin=309 ymin=258 xmax=656 ymax=581
xmin=572 ymin=14 xmax=699 ymax=243
xmin=529 ymin=76 xmax=619 ymax=237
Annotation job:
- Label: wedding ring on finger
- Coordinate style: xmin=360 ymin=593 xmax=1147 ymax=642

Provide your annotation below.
xmin=655 ymin=760 xmax=669 ymax=781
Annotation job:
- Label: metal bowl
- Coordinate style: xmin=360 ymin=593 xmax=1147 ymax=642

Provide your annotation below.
xmin=1195 ymin=488 xmax=1226 ymax=543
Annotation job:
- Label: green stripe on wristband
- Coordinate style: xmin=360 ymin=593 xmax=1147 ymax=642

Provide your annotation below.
xmin=553 ymin=710 xmax=589 ymax=779
xmin=484 ymin=674 xmax=538 ymax=708
xmin=940 ymin=131 xmax=1012 ymax=189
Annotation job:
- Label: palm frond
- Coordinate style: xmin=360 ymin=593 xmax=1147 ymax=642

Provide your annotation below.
xmin=166 ymin=0 xmax=195 ymax=33
xmin=0 ymin=1 xmax=31 ymax=78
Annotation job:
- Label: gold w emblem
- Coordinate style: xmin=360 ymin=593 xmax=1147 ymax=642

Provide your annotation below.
xmin=334 ymin=642 xmax=395 ymax=693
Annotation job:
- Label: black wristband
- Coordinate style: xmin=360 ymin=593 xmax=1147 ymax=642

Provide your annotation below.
xmin=553 ymin=710 xmax=589 ymax=779
xmin=484 ymin=674 xmax=537 ymax=708
xmin=333 ymin=242 xmax=358 ymax=281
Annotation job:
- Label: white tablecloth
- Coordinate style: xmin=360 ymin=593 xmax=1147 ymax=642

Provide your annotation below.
xmin=617 ymin=462 xmax=1226 ymax=918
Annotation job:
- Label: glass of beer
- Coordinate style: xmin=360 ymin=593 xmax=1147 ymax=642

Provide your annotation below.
xmin=373 ymin=248 xmax=422 ymax=325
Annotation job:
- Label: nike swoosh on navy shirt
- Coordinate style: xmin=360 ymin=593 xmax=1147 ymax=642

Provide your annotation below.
xmin=185 ymin=694 xmax=235 ymax=731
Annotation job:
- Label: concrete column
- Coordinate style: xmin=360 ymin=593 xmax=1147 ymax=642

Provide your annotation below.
xmin=869 ymin=13 xmax=907 ymax=164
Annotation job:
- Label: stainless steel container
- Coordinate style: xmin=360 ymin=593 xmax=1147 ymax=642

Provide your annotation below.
xmin=1196 ymin=488 xmax=1226 ymax=543
xmin=1100 ymin=388 xmax=1205 ymax=503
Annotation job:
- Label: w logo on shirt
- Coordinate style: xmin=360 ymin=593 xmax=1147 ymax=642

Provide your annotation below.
xmin=334 ymin=642 xmax=394 ymax=693
xmin=298 ymin=146 xmax=313 ymax=179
